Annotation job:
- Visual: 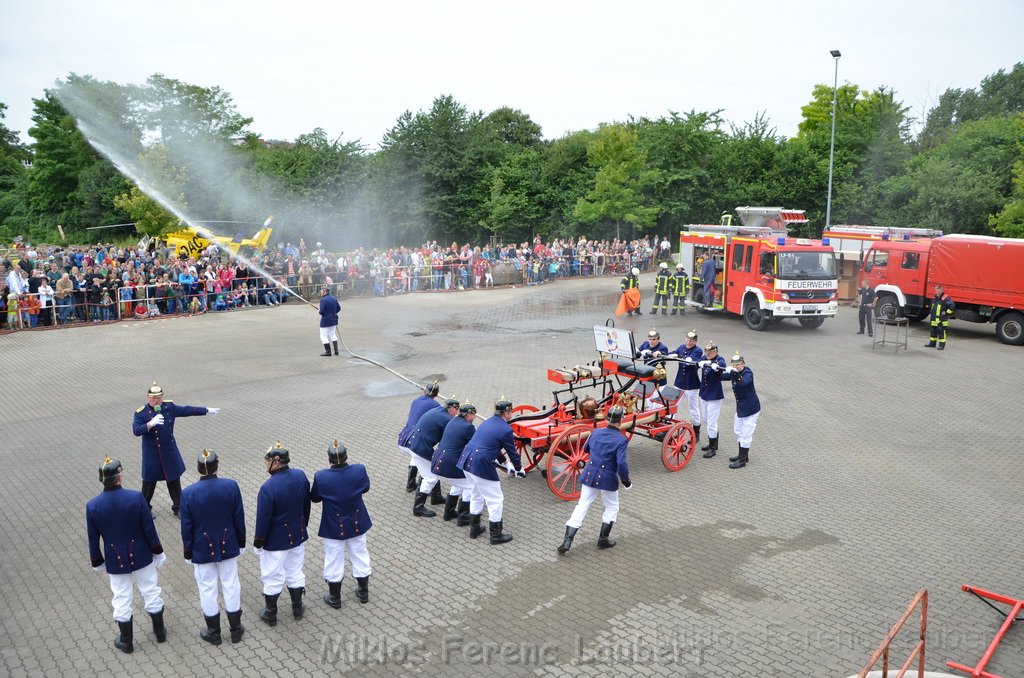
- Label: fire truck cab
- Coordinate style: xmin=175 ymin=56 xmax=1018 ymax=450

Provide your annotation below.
xmin=679 ymin=207 xmax=839 ymax=331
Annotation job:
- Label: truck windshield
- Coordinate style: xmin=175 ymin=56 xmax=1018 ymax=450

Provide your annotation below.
xmin=777 ymin=251 xmax=836 ymax=279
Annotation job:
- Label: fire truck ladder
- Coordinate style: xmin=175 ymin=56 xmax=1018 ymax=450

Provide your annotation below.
xmin=826 ymin=225 xmax=944 ymax=239
xmin=945 ymin=584 xmax=1023 ymax=678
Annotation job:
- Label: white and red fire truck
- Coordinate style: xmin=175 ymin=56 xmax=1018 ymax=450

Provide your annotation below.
xmin=678 ymin=207 xmax=839 ymax=331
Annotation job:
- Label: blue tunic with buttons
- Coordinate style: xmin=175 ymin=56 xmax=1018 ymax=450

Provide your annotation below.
xmin=431 ymin=415 xmax=476 ymax=479
xmin=179 ymin=475 xmax=246 ymax=563
xmin=672 ymin=344 xmax=704 ymax=390
xmin=579 ymin=427 xmax=631 ymax=491
xmin=457 ymin=414 xmax=520 ymax=482
xmin=254 ymin=467 xmax=311 ymax=551
xmin=398 ymin=395 xmax=440 ymax=447
xmin=132 ymin=401 xmax=209 ymax=482
xmin=86 ymin=486 xmax=164 ymax=573
xmin=311 ymin=463 xmax=372 ymax=540
xmin=699 ymin=355 xmax=727 ymax=401
xmin=408 ymin=406 xmax=454 ymax=461
xmin=730 ymin=366 xmax=762 ymax=417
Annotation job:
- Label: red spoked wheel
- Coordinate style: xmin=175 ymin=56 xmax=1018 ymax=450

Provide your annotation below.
xmin=545 ymin=424 xmax=591 ymax=501
xmin=510 ymin=404 xmax=540 ymax=416
xmin=661 ymin=421 xmax=696 ymax=471
xmin=518 ymin=437 xmax=544 ymax=472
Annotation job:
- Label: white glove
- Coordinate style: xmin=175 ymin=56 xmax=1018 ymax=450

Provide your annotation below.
xmin=710 ymin=363 xmax=722 ymax=372
xmin=698 ymin=360 xmax=709 ymax=368
xmin=621 ymin=480 xmax=633 ymax=490
xmin=206 ymin=407 xmax=220 ymax=416
xmin=148 ymin=414 xmax=164 ymax=428
xmin=640 ymin=349 xmax=651 ymax=358
xmin=254 ymin=547 xmax=264 ymax=556
xmin=723 ymin=367 xmax=736 ymax=375
xmin=653 ymin=351 xmax=663 ymax=358
xmin=684 ymin=356 xmax=693 ymax=363
xmin=513 ymin=469 xmax=526 ymax=479
xmin=184 ymin=559 xmax=192 ymax=565
xmin=92 ymin=565 xmax=104 ymax=573
xmin=504 ymin=461 xmax=516 ymax=475
xmin=238 ymin=547 xmax=246 ymax=557
xmin=153 ymin=553 xmax=167 ymax=569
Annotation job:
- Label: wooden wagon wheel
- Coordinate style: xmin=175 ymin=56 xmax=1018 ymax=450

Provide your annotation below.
xmin=545 ymin=424 xmax=591 ymax=501
xmin=510 ymin=404 xmax=540 ymax=416
xmin=518 ymin=437 xmax=545 ymax=473
xmin=661 ymin=421 xmax=696 ymax=471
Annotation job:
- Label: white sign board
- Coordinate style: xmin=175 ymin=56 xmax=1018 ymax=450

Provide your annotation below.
xmin=593 ymin=325 xmax=634 ymax=359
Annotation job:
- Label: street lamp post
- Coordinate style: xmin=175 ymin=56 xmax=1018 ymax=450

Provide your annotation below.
xmin=825 ymin=49 xmax=841 ymax=231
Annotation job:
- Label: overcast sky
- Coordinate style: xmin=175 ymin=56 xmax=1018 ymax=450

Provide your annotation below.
xmin=2 ymin=0 xmax=1021 ymax=149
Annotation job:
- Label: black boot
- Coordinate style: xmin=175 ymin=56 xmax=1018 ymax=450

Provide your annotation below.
xmin=489 ymin=520 xmax=513 ymax=545
xmin=456 ymin=500 xmax=471 ymax=526
xmin=729 ymin=447 xmax=749 ymax=469
xmin=429 ymin=483 xmax=446 ymax=506
xmin=597 ymin=522 xmax=617 ymax=549
xmin=288 ymin=587 xmax=304 ymax=619
xmin=150 ymin=607 xmax=167 ymax=642
xmin=405 ymin=466 xmax=418 ymax=493
xmin=227 ymin=609 xmax=244 ymax=643
xmin=468 ymin=514 xmax=486 ymax=539
xmin=355 ymin=576 xmax=370 ymax=604
xmin=114 ymin=618 xmax=133 ymax=654
xmin=634 ymin=309 xmax=642 ymax=314
xmin=701 ymin=436 xmax=718 ymax=458
xmin=557 ymin=526 xmax=579 ymax=555
xmin=323 ymin=581 xmax=342 ymax=609
xmin=671 ymin=309 xmax=677 ymax=316
xmin=200 ymin=613 xmax=222 ymax=645
xmin=693 ymin=424 xmax=701 ymax=442
xmin=730 ymin=443 xmax=742 ymax=462
xmin=650 ymin=308 xmax=657 ymax=315
xmin=259 ymin=593 xmax=279 ymax=626
xmin=442 ymin=494 xmax=460 ymax=521
xmin=662 ymin=309 xmax=667 ymax=315
xmin=332 ymin=340 xmax=339 ymax=356
xmin=413 ymin=492 xmax=437 ymax=517
xmin=321 ymin=343 xmax=332 ymax=357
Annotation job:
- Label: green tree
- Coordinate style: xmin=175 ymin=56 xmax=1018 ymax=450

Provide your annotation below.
xmin=112 ymin=145 xmax=186 ymax=237
xmin=990 ymin=113 xmax=1024 ymax=237
xmin=574 ymin=125 xmax=658 ymax=240
xmin=0 ymin=103 xmax=29 ymax=236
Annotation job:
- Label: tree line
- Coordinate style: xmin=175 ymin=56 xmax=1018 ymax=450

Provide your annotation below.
xmin=0 ymin=65 xmax=1021 ymax=250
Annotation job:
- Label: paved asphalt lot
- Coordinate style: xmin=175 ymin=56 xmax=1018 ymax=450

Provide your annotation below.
xmin=1 ymin=274 xmax=1021 ymax=677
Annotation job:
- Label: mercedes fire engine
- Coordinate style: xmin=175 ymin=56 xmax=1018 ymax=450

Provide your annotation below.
xmin=678 ymin=207 xmax=839 ymax=331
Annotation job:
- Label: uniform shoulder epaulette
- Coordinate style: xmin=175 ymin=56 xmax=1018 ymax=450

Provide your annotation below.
xmin=163 ymin=400 xmax=174 ymax=403
xmin=135 ymin=405 xmax=145 ymax=413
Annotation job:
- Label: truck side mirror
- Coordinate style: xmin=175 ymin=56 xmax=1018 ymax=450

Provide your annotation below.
xmin=863 ymin=264 xmax=872 ymax=273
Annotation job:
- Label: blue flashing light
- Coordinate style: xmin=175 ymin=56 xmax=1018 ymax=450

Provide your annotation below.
xmin=881 ymin=234 xmax=890 ymax=241
xmin=903 ymin=234 xmax=911 ymax=240
xmin=822 ymin=237 xmax=830 ymax=246
xmin=777 ymin=237 xmax=786 ymax=245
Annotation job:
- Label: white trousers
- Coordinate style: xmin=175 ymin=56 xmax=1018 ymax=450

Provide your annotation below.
xmin=319 ymin=325 xmax=338 ymax=343
xmin=108 ymin=563 xmax=163 ymax=622
xmin=323 ymin=535 xmax=372 ymax=582
xmin=398 ymin=445 xmax=415 ymax=460
xmin=566 ymin=485 xmax=620 ymax=529
xmin=260 ymin=543 xmax=306 ymax=595
xmin=412 ymin=455 xmax=439 ymax=493
xmin=442 ymin=476 xmax=473 ymax=500
xmin=734 ymin=412 xmax=760 ymax=447
xmin=700 ymin=398 xmax=723 ymax=438
xmin=193 ymin=558 xmax=241 ymax=616
xmin=683 ymin=389 xmax=701 ymax=426
xmin=465 ymin=471 xmax=504 ymax=521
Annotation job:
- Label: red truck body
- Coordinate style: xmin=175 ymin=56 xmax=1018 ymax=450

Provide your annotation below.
xmin=859 ymin=234 xmax=1024 ymax=345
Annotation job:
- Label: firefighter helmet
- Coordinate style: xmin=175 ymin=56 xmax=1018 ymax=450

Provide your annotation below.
xmin=328 ymin=439 xmax=348 ymax=465
xmin=99 ymin=456 xmax=122 ymax=486
xmin=659 ymin=262 xmax=668 ymax=269
xmin=631 ymin=267 xmax=640 ymax=276
xmin=459 ymin=401 xmax=477 ymax=417
xmin=197 ymin=448 xmax=219 ymax=475
xmin=606 ymin=406 xmax=625 ymax=427
xmin=147 ymin=382 xmax=163 ymax=398
xmin=424 ymin=381 xmax=440 ymax=398
xmin=495 ymin=398 xmax=514 ymax=415
xmin=264 ymin=441 xmax=290 ymax=464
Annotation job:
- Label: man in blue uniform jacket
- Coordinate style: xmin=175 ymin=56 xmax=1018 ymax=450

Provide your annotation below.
xmin=724 ymin=352 xmax=761 ymax=469
xmin=457 ymin=399 xmax=524 ymax=545
xmin=430 ymin=402 xmax=478 ymax=524
xmin=398 ymin=382 xmax=441 ymax=492
xmin=311 ymin=440 xmax=373 ymax=609
xmin=636 ymin=329 xmax=670 ymax=387
xmin=179 ymin=449 xmax=246 ymax=645
xmin=557 ymin=406 xmax=631 ymax=555
xmin=131 ymin=382 xmax=220 ymax=516
xmin=318 ymin=285 xmax=341 ymax=356
xmin=253 ymin=442 xmax=311 ymax=626
xmin=697 ymin=342 xmax=727 ymax=459
xmin=409 ymin=396 xmax=459 ymax=517
xmin=86 ymin=456 xmax=167 ymax=654
xmin=671 ymin=330 xmax=703 ymax=442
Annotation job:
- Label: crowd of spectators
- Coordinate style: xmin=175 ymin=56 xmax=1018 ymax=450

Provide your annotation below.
xmin=0 ymin=234 xmax=669 ymax=332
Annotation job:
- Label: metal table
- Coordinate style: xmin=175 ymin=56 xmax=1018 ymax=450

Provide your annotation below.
xmin=872 ymin=317 xmax=909 ymax=352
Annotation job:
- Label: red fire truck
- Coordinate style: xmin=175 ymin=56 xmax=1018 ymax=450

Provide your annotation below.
xmin=848 ymin=229 xmax=1024 ymax=345
xmin=678 ymin=207 xmax=839 ymax=331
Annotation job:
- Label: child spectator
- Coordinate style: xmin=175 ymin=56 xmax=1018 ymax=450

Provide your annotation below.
xmin=7 ymin=292 xmax=20 ymax=328
xmin=27 ymin=292 xmax=41 ymax=327
xmin=212 ymin=294 xmax=227 ymax=312
xmin=100 ymin=289 xmax=114 ymax=321
xmin=187 ymin=295 xmax=202 ymax=315
xmin=119 ymin=283 xmax=134 ymax=318
xmin=19 ymin=293 xmax=31 ymax=327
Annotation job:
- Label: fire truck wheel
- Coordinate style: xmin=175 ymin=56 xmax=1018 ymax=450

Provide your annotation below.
xmin=798 ymin=317 xmax=825 ymax=329
xmin=996 ymin=312 xmax=1024 ymax=346
xmin=743 ymin=301 xmax=768 ymax=331
xmin=874 ymin=295 xmax=902 ymax=320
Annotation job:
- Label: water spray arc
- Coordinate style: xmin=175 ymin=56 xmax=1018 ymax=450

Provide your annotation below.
xmin=56 ymin=82 xmax=426 ymax=393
